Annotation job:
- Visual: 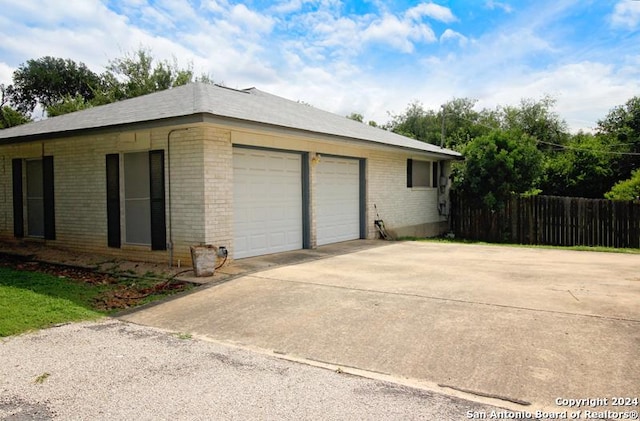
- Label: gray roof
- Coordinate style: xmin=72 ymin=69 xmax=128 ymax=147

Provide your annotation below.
xmin=0 ymin=83 xmax=461 ymax=158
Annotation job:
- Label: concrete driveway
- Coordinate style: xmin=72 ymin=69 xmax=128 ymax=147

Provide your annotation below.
xmin=120 ymin=241 xmax=640 ymax=412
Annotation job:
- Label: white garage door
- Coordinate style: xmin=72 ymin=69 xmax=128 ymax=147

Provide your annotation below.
xmin=233 ymin=148 xmax=303 ymax=258
xmin=316 ymin=157 xmax=360 ymax=246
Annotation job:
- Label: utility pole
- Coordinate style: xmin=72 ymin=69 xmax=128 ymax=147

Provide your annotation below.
xmin=440 ymin=103 xmax=446 ymax=148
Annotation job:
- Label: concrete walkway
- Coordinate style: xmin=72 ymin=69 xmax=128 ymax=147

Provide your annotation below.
xmin=120 ymin=241 xmax=640 ymax=412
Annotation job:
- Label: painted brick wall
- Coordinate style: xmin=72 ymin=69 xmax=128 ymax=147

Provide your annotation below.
xmin=0 ymin=124 xmax=216 ymax=264
xmin=202 ymin=127 xmax=233 ymax=254
xmin=162 ymin=126 xmax=207 ymax=265
xmin=0 ymin=121 xmax=453 ymax=264
xmin=366 ymin=150 xmax=447 ymax=239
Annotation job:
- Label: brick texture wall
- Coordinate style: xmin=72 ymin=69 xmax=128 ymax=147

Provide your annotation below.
xmin=0 ymin=123 xmax=228 ymax=264
xmin=0 ymin=121 xmax=452 ymax=264
xmin=366 ymin=150 xmax=447 ymax=239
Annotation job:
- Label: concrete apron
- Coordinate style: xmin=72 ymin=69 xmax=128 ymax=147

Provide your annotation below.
xmin=119 ymin=241 xmax=640 ymax=413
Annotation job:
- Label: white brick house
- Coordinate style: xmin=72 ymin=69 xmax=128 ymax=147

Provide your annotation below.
xmin=0 ymin=83 xmax=461 ymax=264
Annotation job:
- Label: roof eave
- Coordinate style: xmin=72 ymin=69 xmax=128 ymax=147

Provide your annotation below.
xmin=0 ymin=110 xmax=463 ymax=160
xmin=0 ymin=114 xmax=207 ymax=145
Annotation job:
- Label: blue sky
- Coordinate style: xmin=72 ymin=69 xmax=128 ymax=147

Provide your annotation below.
xmin=0 ymin=0 xmax=638 ymax=131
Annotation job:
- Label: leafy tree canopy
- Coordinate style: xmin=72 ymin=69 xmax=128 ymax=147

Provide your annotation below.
xmin=2 ymin=48 xmax=213 ymax=125
xmin=46 ymin=94 xmax=93 ymax=117
xmin=7 ymin=56 xmax=101 ymax=114
xmin=386 ymin=100 xmax=438 ymax=142
xmin=498 ymin=95 xmax=569 ymax=147
xmin=100 ymin=48 xmax=194 ymax=102
xmin=0 ymin=84 xmax=30 ymax=128
xmin=0 ymin=106 xmax=30 ymax=129
xmin=540 ymin=132 xmax=615 ymax=198
xmin=346 ymin=112 xmax=364 ymax=122
xmin=596 ymin=96 xmax=640 ymax=181
xmin=385 ymin=94 xmax=640 ymax=200
xmin=453 ymin=129 xmax=543 ymax=210
xmin=605 ymin=169 xmax=640 ymax=201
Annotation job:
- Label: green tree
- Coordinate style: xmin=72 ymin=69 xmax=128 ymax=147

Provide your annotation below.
xmin=0 ymin=106 xmax=30 ymax=128
xmin=101 ymin=49 xmax=194 ymax=101
xmin=596 ymin=96 xmax=640 ymax=182
xmin=8 ymin=56 xmax=101 ymax=113
xmin=441 ymin=98 xmax=496 ymax=150
xmin=605 ymin=169 xmax=640 ymax=200
xmin=386 ymin=101 xmax=439 ymax=142
xmin=0 ymin=84 xmax=30 ymax=128
xmin=46 ymin=94 xmax=93 ymax=117
xmin=498 ymin=95 xmax=569 ymax=148
xmin=540 ymin=132 xmax=615 ymax=198
xmin=386 ymin=98 xmax=496 ymax=150
xmin=453 ymin=130 xmax=543 ymax=210
xmin=346 ymin=112 xmax=364 ymax=122
xmin=5 ymin=48 xmax=213 ymax=118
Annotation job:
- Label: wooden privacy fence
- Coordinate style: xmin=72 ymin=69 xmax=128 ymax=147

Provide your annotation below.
xmin=450 ymin=194 xmax=640 ymax=248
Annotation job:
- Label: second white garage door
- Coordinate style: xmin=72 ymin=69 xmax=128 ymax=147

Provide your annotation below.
xmin=315 ymin=157 xmax=361 ymax=246
xmin=233 ymin=148 xmax=302 ymax=258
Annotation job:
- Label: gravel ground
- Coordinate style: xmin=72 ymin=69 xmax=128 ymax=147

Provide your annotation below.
xmin=0 ymin=319 xmax=500 ymax=420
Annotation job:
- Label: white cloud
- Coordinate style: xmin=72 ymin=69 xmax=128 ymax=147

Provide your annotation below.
xmin=485 ymin=1 xmax=514 ymax=14
xmin=0 ymin=1 xmax=140 ymax=72
xmin=610 ymin=0 xmax=640 ymax=29
xmin=363 ymin=14 xmax=436 ymax=52
xmin=139 ymin=6 xmax=176 ymax=30
xmin=154 ymin=0 xmax=200 ymax=20
xmin=476 ymin=61 xmax=640 ymax=131
xmin=440 ymin=29 xmax=469 ymax=46
xmin=406 ymin=3 xmax=456 ymax=23
xmin=203 ymin=0 xmax=229 ymax=14
xmin=0 ymin=0 xmax=635 ymax=136
xmin=229 ymin=4 xmax=274 ymax=33
xmin=271 ymin=0 xmax=304 ymax=14
xmin=355 ymin=1 xmax=639 ymax=132
xmin=313 ymin=16 xmax=361 ymax=52
xmin=0 ymin=62 xmax=13 ymax=87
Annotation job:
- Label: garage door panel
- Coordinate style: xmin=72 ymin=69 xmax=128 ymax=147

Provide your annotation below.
xmin=233 ymin=149 xmax=303 ymax=259
xmin=316 ymin=157 xmax=360 ymax=246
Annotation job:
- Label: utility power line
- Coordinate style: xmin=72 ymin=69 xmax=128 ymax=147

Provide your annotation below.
xmin=447 ymin=113 xmax=640 ymax=157
xmin=535 ymin=139 xmax=640 ymax=156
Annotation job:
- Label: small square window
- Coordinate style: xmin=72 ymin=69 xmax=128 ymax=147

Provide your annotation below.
xmin=407 ymin=159 xmax=431 ymax=188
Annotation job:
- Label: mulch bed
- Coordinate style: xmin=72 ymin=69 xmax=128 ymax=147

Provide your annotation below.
xmin=0 ymin=253 xmax=191 ymax=311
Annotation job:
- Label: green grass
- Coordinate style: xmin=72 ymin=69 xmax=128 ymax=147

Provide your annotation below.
xmin=403 ymin=236 xmax=640 ymax=254
xmin=0 ymin=267 xmax=104 ymax=337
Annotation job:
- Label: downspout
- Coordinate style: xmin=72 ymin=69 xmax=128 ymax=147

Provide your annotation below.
xmin=167 ymin=128 xmax=190 ymax=267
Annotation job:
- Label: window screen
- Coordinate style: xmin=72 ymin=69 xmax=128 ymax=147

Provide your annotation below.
xmin=124 ymin=152 xmax=151 ymax=245
xmin=26 ymin=159 xmax=44 ymax=237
